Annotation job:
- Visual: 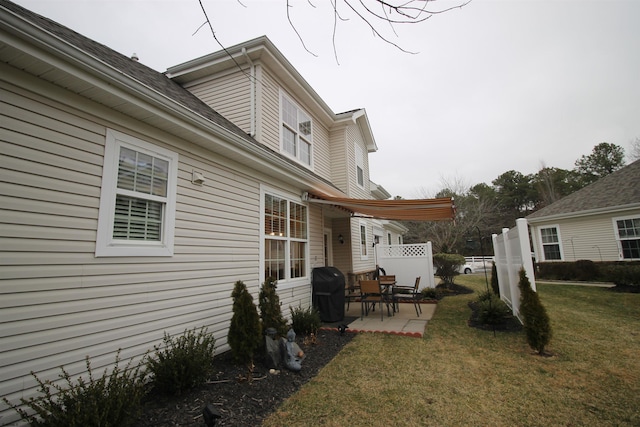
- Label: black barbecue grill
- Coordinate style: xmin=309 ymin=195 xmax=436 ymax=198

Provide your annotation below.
xmin=312 ymin=267 xmax=345 ymax=322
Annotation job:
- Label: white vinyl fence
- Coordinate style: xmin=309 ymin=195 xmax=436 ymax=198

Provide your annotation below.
xmin=492 ymin=218 xmax=536 ymax=322
xmin=375 ymin=242 xmax=436 ymax=289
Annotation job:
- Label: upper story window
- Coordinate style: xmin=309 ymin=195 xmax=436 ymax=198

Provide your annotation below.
xmin=360 ymin=221 xmax=368 ymax=259
xmin=539 ymin=226 xmax=562 ymax=261
xmin=263 ymin=189 xmax=309 ymax=284
xmin=281 ymin=92 xmax=312 ymax=166
xmin=96 ymin=129 xmax=178 ymax=257
xmin=356 ymin=144 xmax=365 ymax=188
xmin=614 ymin=216 xmax=640 ymax=260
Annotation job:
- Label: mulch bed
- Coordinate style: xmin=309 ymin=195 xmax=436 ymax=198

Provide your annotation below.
xmin=135 ymin=329 xmax=355 ymax=427
xmin=135 ymin=282 xmax=522 ymax=426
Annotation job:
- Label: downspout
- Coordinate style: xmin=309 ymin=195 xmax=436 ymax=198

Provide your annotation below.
xmin=241 ymin=47 xmax=256 ymax=137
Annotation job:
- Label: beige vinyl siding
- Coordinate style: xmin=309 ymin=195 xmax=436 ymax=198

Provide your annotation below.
xmin=185 ymin=68 xmax=252 ymax=135
xmin=350 ymin=219 xmax=376 ymax=274
xmin=531 ymin=212 xmax=625 ymax=262
xmin=0 ymin=74 xmax=319 ymax=423
xmin=311 ymin=120 xmax=331 ymax=180
xmin=347 ymin=124 xmax=370 ymax=198
xmin=256 ymin=67 xmax=280 ymax=151
xmin=329 ymin=126 xmax=349 ymax=193
xmin=256 ymin=67 xmax=332 ymax=180
xmin=330 ymin=217 xmax=353 ymax=276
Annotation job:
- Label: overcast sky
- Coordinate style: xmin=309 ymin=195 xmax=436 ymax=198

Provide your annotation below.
xmin=13 ymin=0 xmax=640 ymax=198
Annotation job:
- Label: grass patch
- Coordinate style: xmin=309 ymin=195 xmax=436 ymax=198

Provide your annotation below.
xmin=263 ymin=275 xmax=640 ymax=426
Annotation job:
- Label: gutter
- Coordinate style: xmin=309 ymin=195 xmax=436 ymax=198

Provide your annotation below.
xmin=241 ymin=47 xmax=256 ymax=137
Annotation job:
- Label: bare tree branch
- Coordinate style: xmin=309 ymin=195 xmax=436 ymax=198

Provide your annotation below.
xmin=198 ymin=0 xmax=255 ymax=82
xmin=287 ymin=0 xmax=319 ymax=57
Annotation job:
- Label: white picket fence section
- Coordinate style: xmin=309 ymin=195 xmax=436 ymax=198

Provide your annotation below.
xmin=375 ymin=242 xmax=436 ymax=289
xmin=492 ymin=218 xmax=536 ymax=322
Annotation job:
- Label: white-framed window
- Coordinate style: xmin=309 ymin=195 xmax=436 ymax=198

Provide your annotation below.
xmin=355 ymin=144 xmax=365 ymax=188
xmin=96 ymin=129 xmax=178 ymax=257
xmin=613 ymin=215 xmax=640 ymax=260
xmin=262 ymin=187 xmax=309 ymax=285
xmin=539 ymin=226 xmax=562 ymax=261
xmin=280 ymin=92 xmax=312 ymax=167
xmin=387 ymin=233 xmax=392 ymax=245
xmin=359 ymin=221 xmax=368 ymax=259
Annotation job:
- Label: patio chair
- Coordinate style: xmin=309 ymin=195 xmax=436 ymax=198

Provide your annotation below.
xmin=392 ymin=277 xmax=422 ymax=317
xmin=359 ymin=280 xmax=387 ymax=321
xmin=345 ymin=281 xmax=360 ymax=311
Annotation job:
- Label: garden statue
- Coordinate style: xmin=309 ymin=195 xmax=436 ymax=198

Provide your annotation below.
xmin=264 ymin=327 xmax=280 ymax=369
xmin=280 ymin=328 xmax=305 ymax=371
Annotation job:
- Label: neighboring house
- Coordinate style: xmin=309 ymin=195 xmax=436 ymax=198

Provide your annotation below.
xmin=0 ymin=1 xmax=451 ymax=423
xmin=527 ymin=159 xmax=640 ymax=262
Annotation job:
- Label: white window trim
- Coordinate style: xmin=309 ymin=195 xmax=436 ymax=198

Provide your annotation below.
xmin=279 ymin=90 xmax=313 ymax=168
xmin=355 ymin=144 xmax=365 ymax=189
xmin=537 ymin=225 xmax=564 ymax=261
xmin=96 ymin=129 xmax=178 ymax=257
xmin=612 ymin=214 xmax=640 ymax=260
xmin=359 ymin=220 xmax=369 ymax=260
xmin=260 ymin=185 xmax=310 ymax=290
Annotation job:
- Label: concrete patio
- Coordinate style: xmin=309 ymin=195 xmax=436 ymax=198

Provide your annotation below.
xmin=321 ymin=301 xmax=437 ymax=338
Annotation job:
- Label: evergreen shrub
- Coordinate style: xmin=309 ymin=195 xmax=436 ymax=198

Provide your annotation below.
xmin=228 ymin=280 xmax=262 ymax=366
xmin=477 ymin=294 xmax=511 ymax=325
xmin=290 ymin=305 xmax=321 ymax=336
xmin=259 ymin=277 xmax=288 ymax=336
xmin=490 ymin=262 xmax=500 ymax=295
xmin=518 ymin=268 xmax=552 ymax=354
xmin=3 ymin=350 xmax=147 ymax=427
xmin=147 ymin=327 xmax=216 ymax=396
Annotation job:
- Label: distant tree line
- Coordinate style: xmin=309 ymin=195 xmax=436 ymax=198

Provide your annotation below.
xmin=402 ymin=142 xmax=628 ymax=255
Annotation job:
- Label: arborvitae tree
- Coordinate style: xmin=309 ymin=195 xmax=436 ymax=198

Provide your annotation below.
xmin=259 ymin=277 xmax=288 ymax=337
xmin=228 ymin=281 xmax=262 ymax=368
xmin=491 ymin=262 xmax=500 ymax=296
xmin=518 ymin=268 xmax=552 ymax=355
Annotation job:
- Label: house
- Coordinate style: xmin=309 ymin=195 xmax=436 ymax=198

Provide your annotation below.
xmin=527 ymin=159 xmax=640 ymax=262
xmin=0 ymin=1 xmax=452 ymax=423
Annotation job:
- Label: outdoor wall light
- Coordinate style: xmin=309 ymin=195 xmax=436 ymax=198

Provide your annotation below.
xmin=338 ymin=234 xmax=344 ymax=244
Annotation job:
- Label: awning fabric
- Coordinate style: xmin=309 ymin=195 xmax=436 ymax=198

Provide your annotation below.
xmin=306 ymin=193 xmax=455 ymax=221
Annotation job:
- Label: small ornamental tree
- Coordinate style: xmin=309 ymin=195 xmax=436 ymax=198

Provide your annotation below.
xmin=228 ymin=281 xmax=262 ymax=368
xmin=433 ymin=253 xmax=465 ymax=287
xmin=491 ymin=262 xmax=500 ymax=296
xmin=518 ymin=268 xmax=552 ymax=355
xmin=258 ymin=277 xmax=288 ymax=337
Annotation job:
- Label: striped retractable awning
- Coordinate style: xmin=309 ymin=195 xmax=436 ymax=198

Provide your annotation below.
xmin=305 ymin=193 xmax=455 ymax=221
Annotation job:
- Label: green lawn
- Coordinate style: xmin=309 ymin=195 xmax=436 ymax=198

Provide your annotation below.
xmin=263 ymin=276 xmax=640 ymax=427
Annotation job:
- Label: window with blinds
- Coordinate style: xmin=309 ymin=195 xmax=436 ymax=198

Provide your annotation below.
xmin=96 ymin=130 xmax=178 ymax=257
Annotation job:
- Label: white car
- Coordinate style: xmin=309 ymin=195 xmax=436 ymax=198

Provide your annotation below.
xmin=458 ymin=263 xmax=474 ymax=274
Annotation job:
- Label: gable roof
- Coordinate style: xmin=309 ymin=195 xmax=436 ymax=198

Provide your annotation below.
xmin=0 ymin=0 xmax=342 ymax=195
xmin=166 ymin=35 xmax=378 ymax=152
xmin=527 ymin=159 xmax=640 ymax=222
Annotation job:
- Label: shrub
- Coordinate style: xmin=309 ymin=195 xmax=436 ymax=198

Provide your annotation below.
xmin=421 ymin=287 xmax=438 ymax=300
xmin=147 ymin=327 xmax=216 ymax=396
xmin=490 ymin=262 xmax=500 ymax=295
xmin=228 ymin=280 xmax=262 ymax=366
xmin=259 ymin=277 xmax=288 ymax=336
xmin=603 ymin=264 xmax=640 ymax=287
xmin=518 ymin=268 xmax=552 ymax=355
xmin=476 ymin=289 xmax=493 ymax=302
xmin=476 ymin=294 xmax=512 ymax=325
xmin=433 ymin=253 xmax=465 ymax=286
xmin=575 ymin=259 xmax=599 ymax=281
xmin=3 ymin=350 xmax=147 ymax=427
xmin=290 ymin=305 xmax=321 ymax=336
